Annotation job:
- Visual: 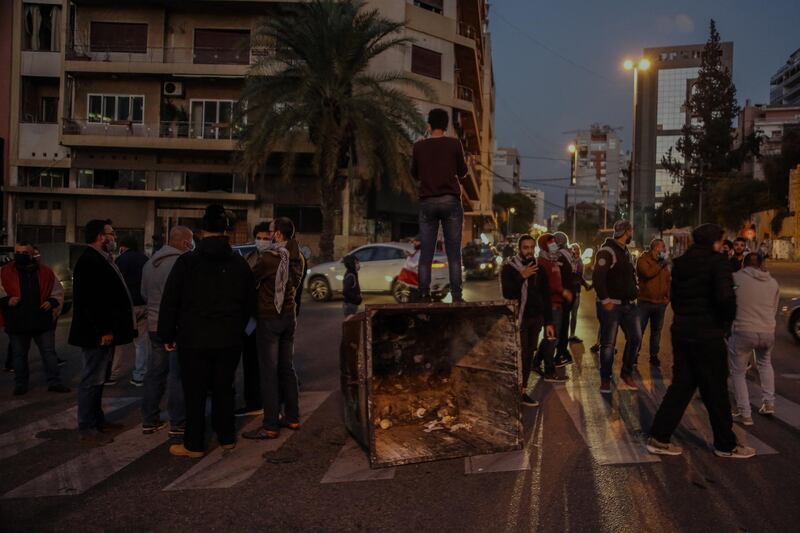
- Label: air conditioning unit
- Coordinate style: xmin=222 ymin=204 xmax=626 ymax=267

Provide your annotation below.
xmin=163 ymin=82 xmax=184 ymax=97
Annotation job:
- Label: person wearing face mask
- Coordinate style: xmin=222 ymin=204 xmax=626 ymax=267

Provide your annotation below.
xmin=69 ymin=219 xmax=137 ymax=446
xmin=139 ymin=225 xmax=194 ymax=436
xmin=552 ymin=232 xmax=576 ymax=367
xmin=593 ymin=220 xmax=641 ymax=393
xmin=636 ymin=238 xmax=671 ymax=368
xmin=342 ymin=254 xmax=362 ymax=317
xmin=0 ymin=242 xmax=69 ymax=396
xmin=530 ymin=233 xmax=569 ymax=383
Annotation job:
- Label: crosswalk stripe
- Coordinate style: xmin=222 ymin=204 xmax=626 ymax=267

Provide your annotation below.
xmin=0 ymin=397 xmax=138 ymax=461
xmin=320 ymin=437 xmax=396 ymax=484
xmin=163 ymin=390 xmax=331 ymax=491
xmin=465 ymin=406 xmax=540 ymax=475
xmin=745 ymin=379 xmax=800 ymax=431
xmin=2 ymin=425 xmax=170 ymax=498
xmin=0 ymin=399 xmax=33 ymax=416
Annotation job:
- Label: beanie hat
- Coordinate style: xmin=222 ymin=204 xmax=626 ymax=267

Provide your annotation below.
xmin=537 ymin=233 xmax=554 ymax=251
xmin=202 ymin=204 xmax=230 ymax=233
xmin=613 ymin=219 xmax=632 ymax=238
xmin=692 ymin=223 xmax=724 ymax=247
xmin=553 ymin=231 xmax=569 ymax=248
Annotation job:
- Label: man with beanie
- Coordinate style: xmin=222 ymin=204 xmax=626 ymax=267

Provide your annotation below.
xmin=552 ymin=231 xmax=576 ymax=367
xmin=647 ymin=223 xmax=755 ymax=459
xmin=502 ymin=234 xmax=555 ymax=404
xmin=531 ymin=233 xmax=569 ymax=383
xmin=593 ymin=220 xmax=641 ymax=393
xmin=159 ymin=205 xmax=257 ymax=457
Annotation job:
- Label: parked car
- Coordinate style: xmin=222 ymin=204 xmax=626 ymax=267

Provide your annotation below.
xmin=463 ymin=245 xmax=500 ymax=280
xmin=306 ymin=242 xmax=451 ymax=303
xmin=782 ymin=297 xmax=800 ymax=343
xmin=0 ymin=246 xmax=13 ymax=265
xmin=34 ymin=242 xmax=89 ymax=315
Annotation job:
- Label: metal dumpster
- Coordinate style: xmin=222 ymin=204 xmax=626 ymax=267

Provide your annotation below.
xmin=340 ymin=301 xmax=523 ymax=468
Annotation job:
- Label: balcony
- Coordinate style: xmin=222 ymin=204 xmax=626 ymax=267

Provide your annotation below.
xmin=18 ymin=123 xmax=69 ymax=162
xmin=61 ymin=119 xmax=242 ymax=151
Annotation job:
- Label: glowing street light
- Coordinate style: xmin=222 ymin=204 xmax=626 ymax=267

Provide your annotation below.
xmin=622 ymin=56 xmax=651 ymax=240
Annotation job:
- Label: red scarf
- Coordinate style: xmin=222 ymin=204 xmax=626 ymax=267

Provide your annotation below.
xmin=0 ymin=262 xmax=56 ymax=328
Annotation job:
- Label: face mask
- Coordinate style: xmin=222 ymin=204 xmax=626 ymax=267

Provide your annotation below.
xmin=255 ymin=239 xmax=271 ymax=253
xmin=187 ymin=239 xmax=196 ymax=252
xmin=547 ymin=243 xmax=558 ymax=254
xmin=14 ymin=253 xmax=31 ymax=267
xmin=658 ymin=251 xmax=667 ymax=261
xmin=104 ymin=240 xmax=117 ymax=254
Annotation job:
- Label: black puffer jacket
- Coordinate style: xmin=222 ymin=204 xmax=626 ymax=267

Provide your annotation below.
xmin=158 ymin=236 xmax=257 ymax=352
xmin=670 ymin=244 xmax=736 ymax=336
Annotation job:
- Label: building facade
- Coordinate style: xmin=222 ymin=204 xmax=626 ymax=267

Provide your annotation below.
xmin=567 ymin=124 xmax=623 ymax=218
xmin=492 ymin=147 xmax=520 ymax=194
xmin=4 ymin=0 xmax=495 ymax=257
xmin=632 ymin=42 xmax=734 ymax=235
xmin=519 ymin=185 xmax=544 ymax=227
xmin=737 ymin=100 xmax=800 ymax=180
xmin=770 ymin=48 xmax=800 ymax=107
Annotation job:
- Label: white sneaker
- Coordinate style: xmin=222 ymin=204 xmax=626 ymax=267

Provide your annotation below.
xmin=731 ymin=411 xmax=754 ymax=426
xmin=646 ymin=437 xmax=683 ymax=456
xmin=758 ymin=402 xmax=775 ymax=416
xmin=714 ymin=445 xmax=756 ymax=459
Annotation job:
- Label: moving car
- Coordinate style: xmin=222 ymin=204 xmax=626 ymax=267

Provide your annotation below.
xmin=782 ymin=297 xmax=800 ymax=343
xmin=462 ymin=245 xmax=500 ymax=280
xmin=306 ymin=242 xmax=450 ymax=303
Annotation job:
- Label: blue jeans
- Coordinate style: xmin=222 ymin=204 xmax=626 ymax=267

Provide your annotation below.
xmin=418 ymin=194 xmax=463 ymax=298
xmin=10 ymin=329 xmax=61 ymax=387
xmin=141 ymin=333 xmax=185 ymax=429
xmin=78 ymin=346 xmax=113 ymax=431
xmin=257 ymin=314 xmax=300 ymax=431
xmin=597 ymin=301 xmax=642 ymax=380
xmin=638 ymin=301 xmax=667 ymax=358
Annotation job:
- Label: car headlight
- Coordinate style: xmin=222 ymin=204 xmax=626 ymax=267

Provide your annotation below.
xmin=479 ymin=263 xmax=487 ymax=270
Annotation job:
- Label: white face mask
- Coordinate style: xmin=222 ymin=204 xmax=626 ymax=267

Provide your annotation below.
xmin=104 ymin=239 xmax=117 ymax=254
xmin=187 ymin=239 xmax=196 ymax=252
xmin=255 ymin=239 xmax=271 ymax=253
xmin=547 ymin=242 xmax=558 ymax=254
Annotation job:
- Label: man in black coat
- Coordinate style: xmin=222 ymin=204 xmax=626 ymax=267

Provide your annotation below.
xmin=647 ymin=223 xmax=755 ymax=459
xmin=158 ymin=205 xmax=257 ymax=458
xmin=69 ymin=219 xmax=135 ymax=445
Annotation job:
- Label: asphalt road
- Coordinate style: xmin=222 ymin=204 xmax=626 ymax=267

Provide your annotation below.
xmin=1 ymin=263 xmax=799 ymax=533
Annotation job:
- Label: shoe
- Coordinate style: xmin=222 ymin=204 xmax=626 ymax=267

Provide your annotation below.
xmin=451 ymin=295 xmax=466 ymax=304
xmin=543 ymin=373 xmax=568 ymax=383
xmin=714 ymin=445 xmax=756 ymax=459
xmin=242 ymin=428 xmax=280 ymax=440
xmin=646 ymin=437 xmax=683 ymax=456
xmin=590 ymin=344 xmax=600 ymax=354
xmin=129 ymin=379 xmax=144 ymax=387
xmin=618 ymin=374 xmax=638 ymax=391
xmin=599 ymin=379 xmax=612 ymax=394
xmin=561 ymin=353 xmax=574 ymax=366
xmin=649 ymin=356 xmax=661 ymax=368
xmin=732 ymin=412 xmax=754 ymax=426
xmin=168 ymin=426 xmax=185 ymax=438
xmin=142 ymin=421 xmax=168 ymax=434
xmin=3 ymin=366 xmax=13 ymax=373
xmin=221 ymin=443 xmax=236 ymax=451
xmin=48 ymin=384 xmax=71 ymax=393
xmin=284 ymin=422 xmax=302 ymax=431
xmin=99 ymin=421 xmax=125 ymax=432
xmin=57 ymin=358 xmax=67 ymax=367
xmin=532 ymin=366 xmax=545 ymax=378
xmin=758 ymin=402 xmax=775 ymax=416
xmin=80 ymin=430 xmax=114 ymax=446
xmin=13 ymin=385 xmax=29 ymax=396
xmin=521 ymin=393 xmax=539 ymax=407
xmin=234 ymin=407 xmax=264 ymax=417
xmin=169 ymin=444 xmax=204 ymax=458
xmin=104 ymin=379 xmax=118 ymax=386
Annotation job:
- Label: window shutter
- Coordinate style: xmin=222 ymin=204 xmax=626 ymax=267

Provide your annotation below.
xmin=411 ymin=45 xmax=442 ymax=80
xmin=90 ymin=22 xmax=147 ymax=53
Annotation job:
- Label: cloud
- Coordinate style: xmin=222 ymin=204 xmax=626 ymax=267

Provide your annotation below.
xmin=656 ymin=14 xmax=696 ymax=34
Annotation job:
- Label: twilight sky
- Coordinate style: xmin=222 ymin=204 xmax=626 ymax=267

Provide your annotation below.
xmin=488 ymin=0 xmax=800 ymax=216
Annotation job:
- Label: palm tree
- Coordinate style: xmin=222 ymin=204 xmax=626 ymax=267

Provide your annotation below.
xmin=238 ymin=0 xmax=431 ymax=261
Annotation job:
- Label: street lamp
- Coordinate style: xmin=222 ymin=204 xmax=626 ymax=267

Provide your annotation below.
xmin=508 ymin=207 xmax=516 ymax=235
xmin=567 ymin=143 xmax=579 ymax=242
xmin=623 ymin=57 xmax=650 ymax=242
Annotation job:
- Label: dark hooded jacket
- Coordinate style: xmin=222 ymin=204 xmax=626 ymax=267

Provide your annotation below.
xmin=342 ymin=255 xmax=362 ymax=306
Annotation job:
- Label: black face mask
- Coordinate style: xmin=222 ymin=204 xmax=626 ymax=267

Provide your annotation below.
xmin=521 ymin=256 xmax=534 ymax=265
xmin=14 ymin=253 xmax=32 ymax=267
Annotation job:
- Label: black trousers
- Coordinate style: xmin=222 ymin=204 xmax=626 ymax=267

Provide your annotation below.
xmin=649 ymin=330 xmax=737 ymax=452
xmin=179 ymin=348 xmax=241 ymax=452
xmin=241 ymin=332 xmax=261 ymax=409
xmin=556 ymin=298 xmax=574 ymax=357
xmin=520 ymin=315 xmax=544 ymax=389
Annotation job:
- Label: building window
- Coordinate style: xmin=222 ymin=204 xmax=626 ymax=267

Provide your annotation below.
xmin=52 ymin=201 xmax=62 ymax=211
xmin=41 ymin=96 xmax=58 ymax=123
xmin=156 ymin=171 xmax=186 ymax=192
xmin=90 ymin=22 xmax=148 ymax=54
xmin=274 ymin=205 xmax=323 ymax=234
xmin=17 ymin=225 xmax=66 ymax=244
xmin=185 ymin=172 xmax=247 ymax=194
xmin=39 ymin=200 xmax=49 ymax=210
xmin=411 ymin=45 xmax=442 ymax=80
xmin=77 ymin=169 xmax=146 ymax=190
xmin=193 ymin=29 xmax=250 ymax=65
xmin=19 ymin=167 xmax=67 ymax=188
xmin=414 ymin=1 xmax=443 ymax=15
xmin=24 ymin=200 xmax=35 ymax=210
xmin=88 ymin=94 xmax=144 ymax=123
xmin=189 ymin=100 xmax=235 ymax=139
xmin=22 ymin=4 xmax=61 ymax=52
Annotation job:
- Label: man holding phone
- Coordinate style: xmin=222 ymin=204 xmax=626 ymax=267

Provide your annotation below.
xmin=502 ymin=235 xmax=555 ymax=406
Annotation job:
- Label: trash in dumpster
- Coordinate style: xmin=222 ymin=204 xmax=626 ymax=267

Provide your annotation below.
xmin=340 ymin=301 xmax=523 ymax=468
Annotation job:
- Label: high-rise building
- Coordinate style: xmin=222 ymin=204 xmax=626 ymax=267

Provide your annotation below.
xmin=770 ymin=48 xmax=800 ymax=106
xmin=633 ymin=43 xmax=734 ymax=232
xmin=567 ymin=124 xmax=624 ymax=218
xmin=4 ymin=0 xmax=494 ymax=255
xmin=492 ymin=147 xmax=520 ymax=194
xmin=519 ymin=185 xmax=544 ymax=226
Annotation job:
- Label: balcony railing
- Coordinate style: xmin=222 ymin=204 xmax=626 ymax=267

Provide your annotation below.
xmin=62 ymin=118 xmax=243 ymax=140
xmin=65 ymin=43 xmax=278 ymax=66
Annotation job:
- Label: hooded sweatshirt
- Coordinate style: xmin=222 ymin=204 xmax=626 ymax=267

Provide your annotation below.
xmin=732 ymin=267 xmax=780 ymax=334
xmin=141 ymin=245 xmax=183 ymax=333
xmin=536 ymin=235 xmax=564 ymax=306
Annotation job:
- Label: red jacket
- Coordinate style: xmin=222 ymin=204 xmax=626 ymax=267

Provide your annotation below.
xmin=0 ymin=261 xmax=61 ymax=329
xmin=536 ymin=255 xmax=564 ymax=307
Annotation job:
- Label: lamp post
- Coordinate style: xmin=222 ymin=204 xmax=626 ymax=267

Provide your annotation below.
xmin=623 ymin=57 xmax=650 ymax=240
xmin=508 ymin=207 xmax=516 ymax=235
xmin=568 ymin=143 xmax=578 ymax=243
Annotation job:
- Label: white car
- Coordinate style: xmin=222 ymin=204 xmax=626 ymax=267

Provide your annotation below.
xmin=305 ymin=242 xmax=451 ymax=303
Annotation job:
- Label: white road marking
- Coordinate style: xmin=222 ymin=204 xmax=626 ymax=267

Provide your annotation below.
xmin=164 ymin=391 xmax=331 ymax=491
xmin=320 ymin=437 xmax=396 ymax=483
xmin=0 ymin=399 xmax=32 ymax=416
xmin=2 ymin=425 xmax=170 ymax=498
xmin=465 ymin=407 xmax=539 ymax=475
xmin=0 ymin=397 xmax=138 ymax=461
xmin=746 ymin=379 xmax=800 ymax=432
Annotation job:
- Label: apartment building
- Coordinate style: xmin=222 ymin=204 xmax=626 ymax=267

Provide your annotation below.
xmin=492 ymin=147 xmax=520 ymax=194
xmin=4 ymin=0 xmax=494 ymax=256
xmin=770 ymin=48 xmax=800 ymax=107
xmin=567 ymin=124 xmax=624 ymax=216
